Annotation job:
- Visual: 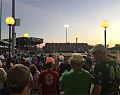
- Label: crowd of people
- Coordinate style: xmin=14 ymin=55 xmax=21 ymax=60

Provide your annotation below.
xmin=0 ymin=44 xmax=120 ymax=95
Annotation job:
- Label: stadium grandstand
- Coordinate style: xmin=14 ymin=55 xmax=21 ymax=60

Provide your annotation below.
xmin=2 ymin=37 xmax=43 ymax=53
xmin=43 ymin=43 xmax=93 ymax=53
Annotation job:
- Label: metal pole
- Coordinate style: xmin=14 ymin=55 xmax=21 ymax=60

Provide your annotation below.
xmin=9 ymin=25 xmax=11 ymax=65
xmin=12 ymin=0 xmax=15 ymax=54
xmin=66 ymin=27 xmax=67 ymax=43
xmin=76 ymin=38 xmax=78 ymax=52
xmin=0 ymin=0 xmax=2 ymax=40
xmin=104 ymin=28 xmax=106 ymax=48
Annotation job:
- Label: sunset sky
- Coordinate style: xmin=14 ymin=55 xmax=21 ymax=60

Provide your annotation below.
xmin=1 ymin=0 xmax=120 ymax=47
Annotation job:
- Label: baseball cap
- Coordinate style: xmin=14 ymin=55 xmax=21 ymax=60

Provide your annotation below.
xmin=69 ymin=53 xmax=84 ymax=64
xmin=90 ymin=44 xmax=107 ymax=53
xmin=7 ymin=64 xmax=30 ymax=93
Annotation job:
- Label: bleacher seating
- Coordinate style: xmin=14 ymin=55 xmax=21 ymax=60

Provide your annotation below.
xmin=43 ymin=43 xmax=93 ymax=53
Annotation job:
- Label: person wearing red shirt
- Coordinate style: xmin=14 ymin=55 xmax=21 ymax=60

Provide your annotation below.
xmin=38 ymin=62 xmax=59 ymax=95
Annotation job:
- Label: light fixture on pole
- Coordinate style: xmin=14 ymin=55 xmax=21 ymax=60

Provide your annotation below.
xmin=23 ymin=33 xmax=29 ymax=38
xmin=5 ymin=16 xmax=15 ymax=65
xmin=64 ymin=24 xmax=69 ymax=43
xmin=101 ymin=20 xmax=109 ymax=48
xmin=74 ymin=34 xmax=80 ymax=52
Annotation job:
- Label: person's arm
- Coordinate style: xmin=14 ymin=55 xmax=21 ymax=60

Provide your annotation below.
xmin=92 ymin=83 xmax=102 ymax=95
xmin=59 ymin=82 xmax=65 ymax=95
xmin=59 ymin=73 xmax=65 ymax=95
xmin=91 ymin=61 xmax=103 ymax=95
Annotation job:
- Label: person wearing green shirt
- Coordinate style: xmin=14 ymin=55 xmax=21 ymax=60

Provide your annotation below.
xmin=60 ymin=53 xmax=91 ymax=95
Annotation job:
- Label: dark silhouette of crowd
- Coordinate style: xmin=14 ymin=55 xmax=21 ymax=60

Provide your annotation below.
xmin=0 ymin=44 xmax=120 ymax=95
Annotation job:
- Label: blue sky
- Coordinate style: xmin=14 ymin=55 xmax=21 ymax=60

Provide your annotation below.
xmin=1 ymin=0 xmax=120 ymax=47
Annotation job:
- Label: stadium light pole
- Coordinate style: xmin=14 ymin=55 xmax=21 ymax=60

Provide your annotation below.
xmin=74 ymin=34 xmax=80 ymax=52
xmin=101 ymin=20 xmax=109 ymax=48
xmin=12 ymin=0 xmax=15 ymax=55
xmin=23 ymin=33 xmax=29 ymax=51
xmin=5 ymin=16 xmax=15 ymax=65
xmin=64 ymin=24 xmax=69 ymax=43
xmin=0 ymin=0 xmax=2 ymax=40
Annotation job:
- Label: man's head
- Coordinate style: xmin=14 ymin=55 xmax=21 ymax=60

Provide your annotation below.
xmin=90 ymin=44 xmax=107 ymax=60
xmin=7 ymin=64 xmax=30 ymax=94
xmin=0 ymin=55 xmax=5 ymax=60
xmin=0 ymin=55 xmax=5 ymax=63
xmin=69 ymin=53 xmax=84 ymax=70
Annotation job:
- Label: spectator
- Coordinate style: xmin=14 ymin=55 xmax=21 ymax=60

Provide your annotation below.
xmin=82 ymin=54 xmax=92 ymax=72
xmin=0 ymin=55 xmax=5 ymax=68
xmin=20 ymin=57 xmax=26 ymax=66
xmin=38 ymin=62 xmax=59 ymax=95
xmin=58 ymin=53 xmax=64 ymax=63
xmin=91 ymin=44 xmax=120 ymax=95
xmin=85 ymin=53 xmax=93 ymax=71
xmin=7 ymin=64 xmax=30 ymax=95
xmin=52 ymin=63 xmax=59 ymax=72
xmin=0 ymin=55 xmax=5 ymax=61
xmin=25 ymin=55 xmax=32 ymax=66
xmin=25 ymin=58 xmax=31 ymax=67
xmin=39 ymin=53 xmax=46 ymax=65
xmin=60 ymin=53 xmax=91 ymax=95
xmin=0 ymin=68 xmax=7 ymax=90
xmin=29 ymin=64 xmax=40 ymax=94
xmin=0 ymin=60 xmax=2 ymax=68
xmin=45 ymin=53 xmax=55 ymax=64
xmin=58 ymin=61 xmax=71 ymax=77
